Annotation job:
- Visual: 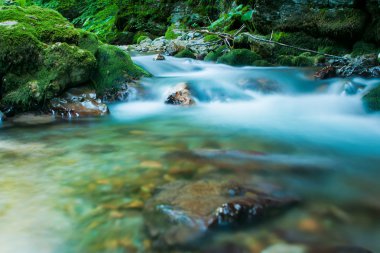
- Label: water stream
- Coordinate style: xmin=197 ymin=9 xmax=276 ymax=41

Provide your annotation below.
xmin=0 ymin=56 xmax=380 ymax=252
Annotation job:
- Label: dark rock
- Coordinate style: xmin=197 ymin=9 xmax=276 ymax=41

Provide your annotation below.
xmin=144 ymin=180 xmax=298 ymax=248
xmin=165 ymin=83 xmax=195 ymax=106
xmin=0 ymin=106 xmax=15 ymax=118
xmin=314 ymin=66 xmax=337 ymax=79
xmin=315 ymin=55 xmax=380 ymax=79
xmin=49 ymin=87 xmax=109 ymax=117
xmin=102 ymin=82 xmax=138 ymax=103
xmin=153 ymin=53 xmax=166 ymax=61
xmin=0 ymin=111 xmax=5 ymax=121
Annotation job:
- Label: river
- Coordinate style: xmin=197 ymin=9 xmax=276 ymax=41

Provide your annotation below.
xmin=0 ymin=55 xmax=379 ymax=253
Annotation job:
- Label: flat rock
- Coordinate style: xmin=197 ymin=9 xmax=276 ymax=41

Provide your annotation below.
xmin=50 ymin=87 xmax=109 ymax=117
xmin=144 ymin=180 xmax=298 ymax=248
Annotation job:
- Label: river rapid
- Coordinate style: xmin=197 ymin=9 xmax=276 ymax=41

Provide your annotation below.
xmin=0 ymin=55 xmax=379 ymax=253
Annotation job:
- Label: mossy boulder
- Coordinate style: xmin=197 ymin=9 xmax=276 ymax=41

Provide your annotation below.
xmin=363 ymin=86 xmax=380 ymax=111
xmin=204 ymin=46 xmax=228 ymax=62
xmin=217 ymin=49 xmax=261 ymax=66
xmin=0 ymin=6 xmax=148 ymax=112
xmin=93 ymin=45 xmax=149 ymax=94
xmin=174 ymin=49 xmax=196 ymax=59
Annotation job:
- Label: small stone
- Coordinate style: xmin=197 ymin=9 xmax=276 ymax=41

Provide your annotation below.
xmin=298 ymin=218 xmax=320 ymax=232
xmin=165 ymin=83 xmax=195 ymax=106
xmin=153 ymin=53 xmax=166 ymax=61
xmin=314 ymin=66 xmax=337 ymax=79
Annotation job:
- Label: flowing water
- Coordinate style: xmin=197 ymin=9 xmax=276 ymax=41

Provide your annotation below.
xmin=0 ymin=56 xmax=380 ymax=253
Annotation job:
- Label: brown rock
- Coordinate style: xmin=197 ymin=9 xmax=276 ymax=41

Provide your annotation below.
xmin=165 ymin=83 xmax=195 ymax=106
xmin=144 ymin=180 xmax=298 ymax=248
xmin=50 ymin=87 xmax=109 ymax=117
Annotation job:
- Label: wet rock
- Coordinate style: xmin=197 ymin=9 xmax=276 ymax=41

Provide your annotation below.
xmin=0 ymin=106 xmax=16 ymax=118
xmin=144 ymin=180 xmax=298 ymax=248
xmin=50 ymin=87 xmax=109 ymax=117
xmin=165 ymin=83 xmax=195 ymax=106
xmin=314 ymin=66 xmax=337 ymax=79
xmin=102 ymin=82 xmax=138 ymax=103
xmin=0 ymin=111 xmax=5 ymax=121
xmin=315 ymin=55 xmax=380 ymax=79
xmin=153 ymin=53 xmax=166 ymax=61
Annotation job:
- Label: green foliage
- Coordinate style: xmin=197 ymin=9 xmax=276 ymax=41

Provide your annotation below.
xmin=133 ymin=31 xmax=150 ymax=44
xmin=209 ymin=4 xmax=253 ymax=32
xmin=165 ymin=24 xmax=179 ymax=40
xmin=78 ymin=31 xmax=102 ymax=54
xmin=174 ymin=49 xmax=196 ymax=59
xmin=363 ymin=85 xmax=380 ymax=111
xmin=217 ymin=49 xmax=261 ymax=66
xmin=93 ymin=45 xmax=148 ymax=93
xmin=204 ymin=45 xmax=228 ymax=62
xmin=204 ymin=34 xmax=220 ymax=42
xmin=292 ymin=55 xmax=315 ymax=67
xmin=75 ymin=4 xmax=119 ymax=42
xmin=351 ymin=41 xmax=379 ymax=57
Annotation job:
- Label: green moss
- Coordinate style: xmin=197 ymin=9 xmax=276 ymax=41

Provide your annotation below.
xmin=363 ymin=86 xmax=380 ymax=111
xmin=93 ymin=45 xmax=148 ymax=93
xmin=204 ymin=35 xmax=220 ymax=42
xmin=2 ymin=43 xmax=96 ymax=109
xmin=217 ymin=49 xmax=261 ymax=66
xmin=136 ymin=35 xmax=149 ymax=44
xmin=253 ymin=60 xmax=271 ymax=66
xmin=174 ymin=49 xmax=196 ymax=59
xmin=351 ymin=41 xmax=379 ymax=57
xmin=0 ymin=25 xmax=43 ymax=75
xmin=78 ymin=31 xmax=102 ymax=54
xmin=204 ymin=45 xmax=228 ymax=62
xmin=292 ymin=55 xmax=315 ymax=67
xmin=165 ymin=24 xmax=179 ymax=40
xmin=276 ymin=55 xmax=294 ymax=66
xmin=133 ymin=31 xmax=150 ymax=44
xmin=0 ymin=5 xmax=80 ymax=44
xmin=0 ymin=6 xmax=149 ymax=112
xmin=276 ymin=8 xmax=367 ymax=41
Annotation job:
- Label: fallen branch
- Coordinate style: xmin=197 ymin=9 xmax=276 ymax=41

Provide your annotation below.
xmin=241 ymin=32 xmax=347 ymax=60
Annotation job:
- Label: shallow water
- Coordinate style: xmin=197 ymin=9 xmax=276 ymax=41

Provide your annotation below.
xmin=1 ymin=56 xmax=380 ymax=253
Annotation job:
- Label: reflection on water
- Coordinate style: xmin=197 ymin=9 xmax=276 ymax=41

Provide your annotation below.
xmin=0 ymin=56 xmax=380 ymax=253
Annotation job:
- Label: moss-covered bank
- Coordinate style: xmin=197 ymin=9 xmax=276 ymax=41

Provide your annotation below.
xmin=0 ymin=6 xmax=147 ymax=112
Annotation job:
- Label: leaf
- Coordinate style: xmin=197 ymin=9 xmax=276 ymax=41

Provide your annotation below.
xmin=242 ymin=10 xmax=253 ymax=22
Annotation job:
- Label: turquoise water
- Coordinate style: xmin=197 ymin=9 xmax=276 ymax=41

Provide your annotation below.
xmin=0 ymin=57 xmax=380 ymax=252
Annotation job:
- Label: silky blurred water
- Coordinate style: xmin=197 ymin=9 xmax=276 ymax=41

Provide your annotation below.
xmin=0 ymin=56 xmax=380 ymax=253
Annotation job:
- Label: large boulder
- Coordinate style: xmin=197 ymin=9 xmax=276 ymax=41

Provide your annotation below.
xmin=144 ymin=180 xmax=298 ymax=249
xmin=0 ymin=6 xmax=148 ymax=114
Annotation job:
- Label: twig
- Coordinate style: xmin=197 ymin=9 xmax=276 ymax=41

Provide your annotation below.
xmin=241 ymin=33 xmax=347 ymax=60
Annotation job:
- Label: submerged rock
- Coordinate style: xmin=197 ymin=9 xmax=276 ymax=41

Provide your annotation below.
xmin=49 ymin=87 xmax=109 ymax=117
xmin=101 ymin=82 xmax=138 ymax=103
xmin=11 ymin=113 xmax=56 ymax=125
xmin=165 ymin=83 xmax=195 ymax=106
xmin=144 ymin=180 xmax=298 ymax=248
